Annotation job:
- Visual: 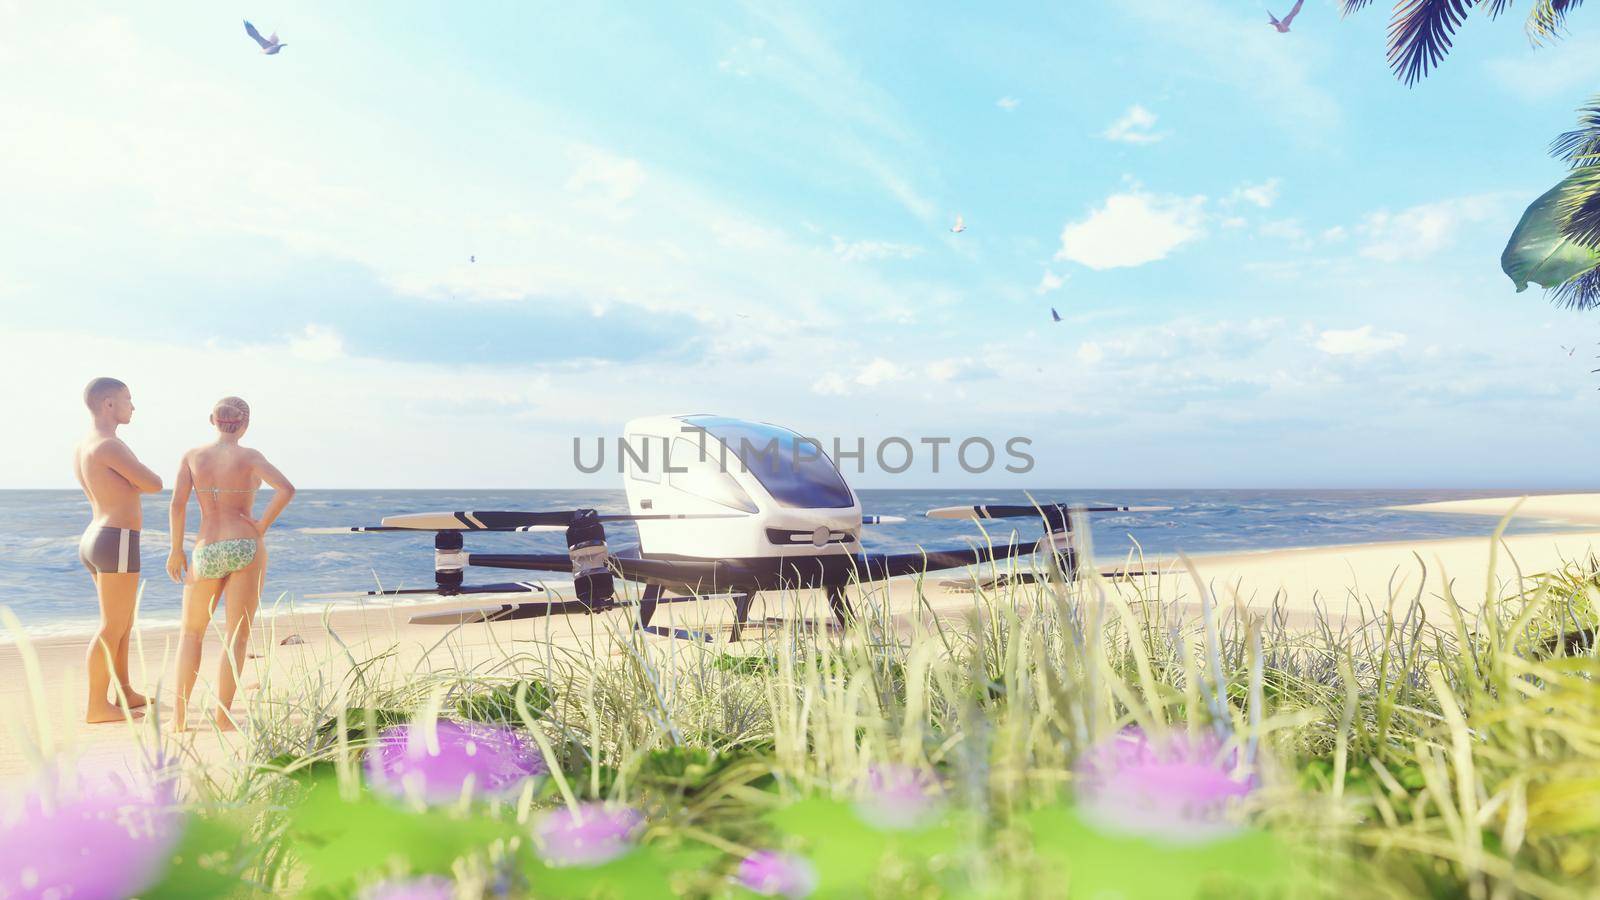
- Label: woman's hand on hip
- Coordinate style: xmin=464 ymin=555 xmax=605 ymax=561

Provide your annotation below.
xmin=166 ymin=549 xmax=187 ymax=584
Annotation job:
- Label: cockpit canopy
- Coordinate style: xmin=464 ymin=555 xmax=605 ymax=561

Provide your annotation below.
xmin=676 ymin=415 xmax=854 ymax=510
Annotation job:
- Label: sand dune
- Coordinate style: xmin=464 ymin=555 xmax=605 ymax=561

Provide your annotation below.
xmin=1391 ymin=492 xmax=1600 ymax=527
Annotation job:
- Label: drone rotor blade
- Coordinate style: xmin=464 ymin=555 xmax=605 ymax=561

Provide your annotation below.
xmin=301 ymin=526 xmax=417 ymax=534
xmin=382 ymin=511 xmax=577 ymax=530
xmin=301 ymin=524 xmax=565 ymax=534
xmin=926 ymin=503 xmax=1172 ymax=520
xmin=305 ymin=581 xmax=548 ymax=601
xmin=606 ymin=513 xmax=746 ymax=522
xmin=379 ymin=510 xmax=746 ymax=530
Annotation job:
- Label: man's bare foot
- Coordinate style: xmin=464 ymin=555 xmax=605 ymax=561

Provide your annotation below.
xmin=86 ymin=703 xmax=142 ymax=724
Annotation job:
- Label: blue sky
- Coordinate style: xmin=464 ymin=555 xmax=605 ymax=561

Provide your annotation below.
xmin=2 ymin=0 xmax=1598 ymax=488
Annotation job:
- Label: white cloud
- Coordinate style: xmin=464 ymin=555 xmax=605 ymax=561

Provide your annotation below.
xmin=1036 ymin=270 xmax=1066 ymax=293
xmin=811 ymin=372 xmax=851 ymax=396
xmin=287 ymin=324 xmax=344 ymax=362
xmin=1258 ymin=218 xmax=1311 ymax=249
xmin=1316 ymin=325 xmax=1407 ymax=356
xmin=855 ymin=358 xmax=906 ymax=386
xmin=728 ymin=6 xmax=938 ymax=221
xmin=1120 ymin=0 xmax=1341 ymax=137
xmin=831 ymin=236 xmax=923 ymax=262
xmin=925 ymin=358 xmax=994 ymax=382
xmin=1357 ymin=196 xmax=1501 ymax=262
xmin=1076 ymin=342 xmax=1105 ymax=365
xmin=1101 ymin=105 xmax=1165 ymax=144
xmin=1056 ymin=191 xmax=1206 ymax=270
xmin=716 ymin=37 xmax=768 ymax=77
xmin=1229 ymin=178 xmax=1281 ymax=209
xmin=1488 ymin=33 xmax=1600 ymax=101
xmin=565 ymin=148 xmax=645 ymax=207
xmin=996 ymin=96 xmax=1021 ymax=111
xmin=811 ymin=357 xmax=909 ymax=395
xmin=0 ymin=10 xmax=951 ymax=336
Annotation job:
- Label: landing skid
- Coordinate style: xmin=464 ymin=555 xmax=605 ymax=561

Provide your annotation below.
xmin=634 ymin=585 xmax=853 ymax=642
xmin=409 ymin=598 xmax=606 ymax=625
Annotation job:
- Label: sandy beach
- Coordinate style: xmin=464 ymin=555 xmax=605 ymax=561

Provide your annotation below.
xmin=1388 ymin=492 xmax=1600 ymax=527
xmin=3 ymin=493 xmax=1597 ymax=782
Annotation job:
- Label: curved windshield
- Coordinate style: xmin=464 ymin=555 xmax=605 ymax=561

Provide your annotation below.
xmin=666 ymin=437 xmax=758 ymax=513
xmin=679 ymin=416 xmax=854 ymax=509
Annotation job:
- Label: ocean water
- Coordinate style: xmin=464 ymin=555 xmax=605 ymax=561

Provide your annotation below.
xmin=0 ymin=488 xmax=1582 ymax=639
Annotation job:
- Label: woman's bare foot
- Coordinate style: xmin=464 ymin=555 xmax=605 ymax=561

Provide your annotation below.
xmin=118 ymin=687 xmax=150 ymax=709
xmin=86 ymin=702 xmax=142 ymax=724
xmin=215 ymin=709 xmax=239 ymax=732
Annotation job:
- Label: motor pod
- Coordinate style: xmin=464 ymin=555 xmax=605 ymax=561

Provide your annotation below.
xmin=434 ymin=530 xmax=467 ymax=595
xmin=566 ymin=510 xmax=614 ymax=608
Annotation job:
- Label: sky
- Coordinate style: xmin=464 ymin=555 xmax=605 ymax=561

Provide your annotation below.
xmin=2 ymin=0 xmax=1598 ymax=489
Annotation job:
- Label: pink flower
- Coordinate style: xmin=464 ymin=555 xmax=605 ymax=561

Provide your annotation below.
xmin=1073 ymin=727 xmax=1256 ymax=842
xmin=534 ymin=803 xmax=644 ymax=867
xmin=367 ymin=719 xmax=547 ymax=805
xmin=855 ymin=763 xmax=944 ymax=830
xmin=0 ymin=778 xmax=181 ymax=898
xmin=736 ymin=850 xmax=818 ymax=898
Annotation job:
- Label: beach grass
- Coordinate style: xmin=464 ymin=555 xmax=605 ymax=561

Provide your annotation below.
xmin=4 ymin=525 xmax=1599 ymax=898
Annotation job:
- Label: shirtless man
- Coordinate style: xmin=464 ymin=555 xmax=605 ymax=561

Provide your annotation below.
xmin=73 ymin=377 xmax=163 ymax=723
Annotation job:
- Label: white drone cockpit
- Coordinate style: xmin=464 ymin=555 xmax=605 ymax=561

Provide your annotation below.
xmin=621 ymin=414 xmax=862 ymax=561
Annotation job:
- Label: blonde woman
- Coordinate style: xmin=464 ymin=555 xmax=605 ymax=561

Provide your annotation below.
xmin=167 ymin=397 xmax=295 ymax=731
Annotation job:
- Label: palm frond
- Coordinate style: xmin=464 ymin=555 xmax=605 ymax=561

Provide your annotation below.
xmin=1483 ymin=0 xmax=1517 ymax=15
xmin=1528 ymin=0 xmax=1587 ymax=42
xmin=1551 ymin=96 xmax=1600 ymax=166
xmin=1548 ymin=262 xmax=1600 ymax=309
xmin=1387 ymin=0 xmax=1478 ymax=86
xmin=1558 ymin=164 xmax=1600 ymax=249
xmin=1342 ymin=0 xmax=1379 ymax=13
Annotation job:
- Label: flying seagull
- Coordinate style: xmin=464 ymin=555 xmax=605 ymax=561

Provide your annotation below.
xmin=1051 ymin=307 xmax=1062 ymax=322
xmin=1562 ymin=345 xmax=1575 ymax=356
xmin=244 ymin=20 xmax=286 ymax=54
xmin=950 ymin=214 xmax=966 ymax=234
xmin=1267 ymin=0 xmax=1303 ymax=33
xmin=470 ymin=255 xmax=476 ymax=263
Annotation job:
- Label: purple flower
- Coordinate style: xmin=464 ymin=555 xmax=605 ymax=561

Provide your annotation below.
xmin=366 ymin=719 xmax=547 ymax=805
xmin=360 ymin=874 xmax=457 ymax=900
xmin=855 ymin=763 xmax=944 ymax=830
xmin=1073 ymin=727 xmax=1256 ymax=842
xmin=0 ymin=778 xmax=182 ymax=898
xmin=736 ymin=850 xmax=818 ymax=898
xmin=534 ymin=802 xmax=644 ymax=867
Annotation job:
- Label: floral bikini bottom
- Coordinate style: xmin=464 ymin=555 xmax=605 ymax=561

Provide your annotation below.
xmin=194 ymin=538 xmax=258 ymax=580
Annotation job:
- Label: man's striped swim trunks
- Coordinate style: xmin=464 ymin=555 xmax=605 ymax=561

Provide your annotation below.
xmin=79 ymin=526 xmax=139 ymax=575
